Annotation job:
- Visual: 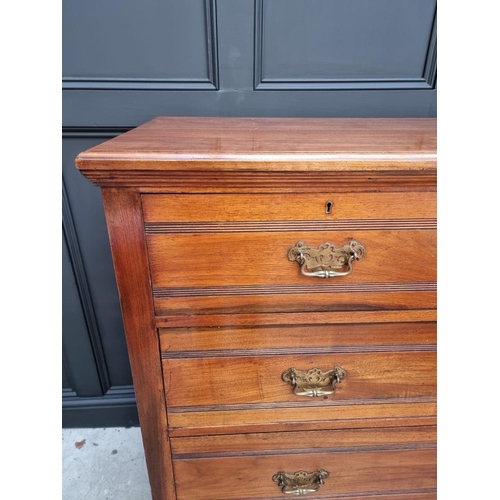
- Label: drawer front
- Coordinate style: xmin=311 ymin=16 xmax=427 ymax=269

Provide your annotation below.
xmin=147 ymin=230 xmax=436 ymax=288
xmin=171 ymin=427 xmax=436 ymax=500
xmin=148 ymin=230 xmax=436 ymax=315
xmin=171 ymin=426 xmax=437 ymax=455
xmin=162 ymin=351 xmax=436 ymax=408
xmin=159 ymin=322 xmax=436 ymax=353
xmin=173 ymin=450 xmax=437 ymax=499
xmin=167 ymin=401 xmax=437 ymax=437
xmin=143 ymin=192 xmax=436 ymax=315
xmin=142 ymin=193 xmax=436 ymax=223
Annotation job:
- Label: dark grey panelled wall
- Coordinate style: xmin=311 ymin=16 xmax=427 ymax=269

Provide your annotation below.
xmin=62 ymin=0 xmax=437 ymax=427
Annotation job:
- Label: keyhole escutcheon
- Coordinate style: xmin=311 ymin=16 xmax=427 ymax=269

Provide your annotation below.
xmin=325 ymin=201 xmax=333 ymax=214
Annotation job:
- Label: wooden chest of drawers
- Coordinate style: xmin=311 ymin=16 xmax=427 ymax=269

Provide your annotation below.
xmin=76 ymin=117 xmax=437 ymax=500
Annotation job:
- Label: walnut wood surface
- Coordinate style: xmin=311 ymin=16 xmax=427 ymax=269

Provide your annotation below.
xmin=173 ymin=448 xmax=436 ymax=500
xmin=171 ymin=426 xmax=437 ymax=456
xmin=86 ymin=170 xmax=437 ymax=191
xmin=167 ymin=402 xmax=437 ymax=437
xmin=154 ymin=289 xmax=436 ymax=316
xmin=142 ymin=192 xmax=436 ymax=222
xmin=76 ymin=117 xmax=437 ymax=172
xmin=163 ymin=352 xmax=436 ymax=408
xmin=156 ymin=309 xmax=437 ymax=328
xmin=147 ymin=230 xmax=436 ymax=288
xmin=101 ymin=188 xmax=176 ymax=500
xmin=159 ymin=322 xmax=436 ymax=353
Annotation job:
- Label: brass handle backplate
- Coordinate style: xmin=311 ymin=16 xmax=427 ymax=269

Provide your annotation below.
xmin=282 ymin=366 xmax=347 ymax=397
xmin=287 ymin=240 xmax=365 ymax=278
xmin=273 ymin=469 xmax=330 ymax=495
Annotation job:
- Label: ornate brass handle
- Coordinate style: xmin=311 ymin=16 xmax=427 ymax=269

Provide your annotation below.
xmin=287 ymin=240 xmax=365 ymax=278
xmin=282 ymin=366 xmax=347 ymax=397
xmin=273 ymin=469 xmax=330 ymax=495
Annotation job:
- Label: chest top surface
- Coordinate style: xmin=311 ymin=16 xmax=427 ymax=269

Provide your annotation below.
xmin=76 ymin=117 xmax=437 ymax=178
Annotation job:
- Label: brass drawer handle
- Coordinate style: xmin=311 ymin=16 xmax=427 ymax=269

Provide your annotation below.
xmin=282 ymin=366 xmax=347 ymax=397
xmin=273 ymin=469 xmax=330 ymax=495
xmin=287 ymin=240 xmax=365 ymax=278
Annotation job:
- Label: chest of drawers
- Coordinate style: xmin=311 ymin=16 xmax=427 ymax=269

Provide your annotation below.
xmin=76 ymin=117 xmax=437 ymax=500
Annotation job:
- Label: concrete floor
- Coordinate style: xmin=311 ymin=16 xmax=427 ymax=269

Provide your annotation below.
xmin=62 ymin=427 xmax=152 ymax=500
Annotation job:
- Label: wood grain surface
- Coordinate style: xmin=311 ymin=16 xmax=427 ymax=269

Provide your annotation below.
xmin=75 ymin=117 xmax=437 ymax=172
xmin=167 ymin=401 xmax=437 ymax=437
xmin=173 ymin=448 xmax=436 ymax=499
xmin=85 ymin=170 xmax=437 ymax=191
xmin=155 ymin=309 xmax=437 ymax=329
xmin=147 ymin=230 xmax=436 ymax=288
xmin=159 ymin=322 xmax=436 ymax=353
xmin=171 ymin=426 xmax=437 ymax=456
xmin=153 ymin=288 xmax=436 ymax=316
xmin=101 ymin=188 xmax=176 ymax=500
xmin=162 ymin=352 xmax=436 ymax=408
xmin=142 ymin=192 xmax=436 ymax=223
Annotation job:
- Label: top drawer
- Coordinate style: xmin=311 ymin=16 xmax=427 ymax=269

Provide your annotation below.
xmin=143 ymin=192 xmax=436 ymax=316
xmin=142 ymin=192 xmax=436 ymax=223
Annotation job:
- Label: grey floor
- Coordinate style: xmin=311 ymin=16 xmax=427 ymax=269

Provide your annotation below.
xmin=62 ymin=427 xmax=152 ymax=500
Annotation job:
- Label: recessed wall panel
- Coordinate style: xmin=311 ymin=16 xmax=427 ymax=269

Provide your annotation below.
xmin=63 ymin=0 xmax=218 ymax=89
xmin=255 ymin=0 xmax=436 ymax=89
